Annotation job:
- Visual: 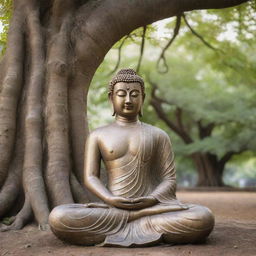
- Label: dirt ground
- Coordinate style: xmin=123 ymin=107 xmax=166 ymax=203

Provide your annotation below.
xmin=0 ymin=191 xmax=256 ymax=256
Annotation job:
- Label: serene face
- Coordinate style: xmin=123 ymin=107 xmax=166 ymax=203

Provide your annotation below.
xmin=110 ymin=82 xmax=144 ymax=119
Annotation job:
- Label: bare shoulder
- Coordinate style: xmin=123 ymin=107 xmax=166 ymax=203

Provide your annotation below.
xmin=142 ymin=122 xmax=170 ymax=141
xmin=88 ymin=123 xmax=114 ymax=140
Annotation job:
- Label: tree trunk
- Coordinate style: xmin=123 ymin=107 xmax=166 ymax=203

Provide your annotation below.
xmin=191 ymin=153 xmax=224 ymax=186
xmin=0 ymin=0 xmax=248 ymax=230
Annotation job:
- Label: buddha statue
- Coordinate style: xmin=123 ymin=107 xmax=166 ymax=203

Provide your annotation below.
xmin=49 ymin=69 xmax=214 ymax=247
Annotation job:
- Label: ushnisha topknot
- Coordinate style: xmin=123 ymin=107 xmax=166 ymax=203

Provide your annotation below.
xmin=109 ymin=68 xmax=145 ymax=95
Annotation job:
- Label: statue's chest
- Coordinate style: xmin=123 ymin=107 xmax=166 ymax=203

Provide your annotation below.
xmin=99 ymin=128 xmax=151 ymax=161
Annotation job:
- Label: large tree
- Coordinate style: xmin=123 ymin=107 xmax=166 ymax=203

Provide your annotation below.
xmin=0 ymin=0 xmax=248 ymax=230
xmin=149 ymin=80 xmax=255 ymax=187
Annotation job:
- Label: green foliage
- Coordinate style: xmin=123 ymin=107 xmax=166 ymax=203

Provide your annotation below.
xmin=141 ymin=54 xmax=256 ymax=158
xmin=0 ymin=0 xmax=12 ymax=55
xmin=2 ymin=216 xmax=12 ymax=225
xmin=89 ymin=1 xmax=256 ymax=185
xmin=87 ymin=62 xmax=112 ymax=130
xmin=224 ymin=154 xmax=256 ymax=186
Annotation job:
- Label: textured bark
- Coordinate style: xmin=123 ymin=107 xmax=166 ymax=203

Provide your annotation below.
xmin=23 ymin=2 xmax=49 ymax=226
xmin=0 ymin=4 xmax=25 ymax=187
xmin=0 ymin=0 xmax=248 ymax=230
xmin=45 ymin=3 xmax=74 ymax=207
xmin=0 ymin=98 xmax=24 ymax=218
xmin=192 ymin=153 xmax=224 ymax=187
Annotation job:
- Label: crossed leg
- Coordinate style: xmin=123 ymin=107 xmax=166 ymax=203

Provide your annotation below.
xmin=49 ymin=203 xmax=214 ymax=246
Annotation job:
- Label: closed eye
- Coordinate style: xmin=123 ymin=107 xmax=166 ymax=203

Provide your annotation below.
xmin=116 ymin=90 xmax=127 ymax=97
xmin=130 ymin=90 xmax=140 ymax=97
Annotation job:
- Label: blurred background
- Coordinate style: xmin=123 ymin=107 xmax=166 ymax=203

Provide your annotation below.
xmin=1 ymin=1 xmax=256 ymax=188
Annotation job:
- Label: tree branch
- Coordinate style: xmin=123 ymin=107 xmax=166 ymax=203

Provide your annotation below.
xmin=157 ymin=14 xmax=181 ymax=73
xmin=182 ymin=13 xmax=221 ymax=52
xmin=75 ymin=0 xmax=249 ymax=68
xmin=175 ymin=107 xmax=185 ymax=132
xmin=136 ymin=26 xmax=147 ymax=73
xmin=197 ymin=121 xmax=215 ymax=139
xmin=149 ymin=80 xmax=193 ymax=144
xmin=219 ymin=145 xmax=248 ymax=169
xmin=219 ymin=151 xmax=234 ymax=167
xmin=108 ymin=34 xmax=130 ymax=75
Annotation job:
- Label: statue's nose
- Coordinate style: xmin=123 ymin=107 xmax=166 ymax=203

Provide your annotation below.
xmin=125 ymin=94 xmax=131 ymax=104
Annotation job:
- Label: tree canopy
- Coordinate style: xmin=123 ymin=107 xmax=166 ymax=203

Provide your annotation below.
xmin=88 ymin=1 xmax=256 ymax=186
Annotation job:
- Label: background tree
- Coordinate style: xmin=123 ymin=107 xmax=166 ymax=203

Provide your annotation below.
xmin=88 ymin=2 xmax=256 ymax=187
xmin=146 ymin=4 xmax=256 ymax=186
xmin=148 ymin=71 xmax=256 ymax=187
xmin=0 ymin=0 xmax=249 ymax=231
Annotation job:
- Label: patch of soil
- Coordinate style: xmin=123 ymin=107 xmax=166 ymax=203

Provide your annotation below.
xmin=0 ymin=192 xmax=255 ymax=256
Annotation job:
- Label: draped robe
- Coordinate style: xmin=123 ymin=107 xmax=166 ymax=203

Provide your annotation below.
xmin=49 ymin=123 xmax=214 ymax=247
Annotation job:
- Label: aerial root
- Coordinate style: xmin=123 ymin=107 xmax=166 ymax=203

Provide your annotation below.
xmin=108 ymin=34 xmax=130 ymax=76
xmin=23 ymin=5 xmax=50 ymax=227
xmin=157 ymin=15 xmax=181 ymax=73
xmin=68 ymin=72 xmax=90 ymax=183
xmin=45 ymin=12 xmax=75 ymax=206
xmin=136 ymin=26 xmax=147 ymax=73
xmin=0 ymin=9 xmax=25 ymax=187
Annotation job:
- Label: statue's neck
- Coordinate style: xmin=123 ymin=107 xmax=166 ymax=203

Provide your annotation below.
xmin=115 ymin=115 xmax=140 ymax=126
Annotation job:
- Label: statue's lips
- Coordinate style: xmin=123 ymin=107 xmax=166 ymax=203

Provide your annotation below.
xmin=124 ymin=105 xmax=133 ymax=110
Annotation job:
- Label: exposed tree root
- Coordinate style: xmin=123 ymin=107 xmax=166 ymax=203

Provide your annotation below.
xmin=0 ymin=55 xmax=26 ymax=218
xmin=0 ymin=164 xmax=22 ymax=218
xmin=0 ymin=196 xmax=32 ymax=232
xmin=0 ymin=127 xmax=23 ymax=219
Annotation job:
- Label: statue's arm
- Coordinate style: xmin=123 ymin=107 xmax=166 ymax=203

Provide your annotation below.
xmin=84 ymin=131 xmax=136 ymax=209
xmin=84 ymin=131 xmax=114 ymax=202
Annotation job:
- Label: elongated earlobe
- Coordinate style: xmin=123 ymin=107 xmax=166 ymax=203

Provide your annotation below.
xmin=139 ymin=94 xmax=145 ymax=117
xmin=108 ymin=92 xmax=115 ymax=116
xmin=139 ymin=108 xmax=143 ymax=117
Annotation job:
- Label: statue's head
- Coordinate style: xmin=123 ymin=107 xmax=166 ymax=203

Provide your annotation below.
xmin=108 ymin=69 xmax=145 ymax=119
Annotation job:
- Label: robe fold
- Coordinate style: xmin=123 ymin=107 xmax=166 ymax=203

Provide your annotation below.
xmin=49 ymin=123 xmax=214 ymax=247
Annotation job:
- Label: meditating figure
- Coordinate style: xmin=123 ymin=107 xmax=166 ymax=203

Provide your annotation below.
xmin=49 ymin=69 xmax=214 ymax=247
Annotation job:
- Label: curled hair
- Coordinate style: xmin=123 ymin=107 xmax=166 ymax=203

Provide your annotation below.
xmin=109 ymin=68 xmax=145 ymax=95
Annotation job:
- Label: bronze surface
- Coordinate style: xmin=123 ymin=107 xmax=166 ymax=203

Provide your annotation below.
xmin=49 ymin=69 xmax=214 ymax=247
